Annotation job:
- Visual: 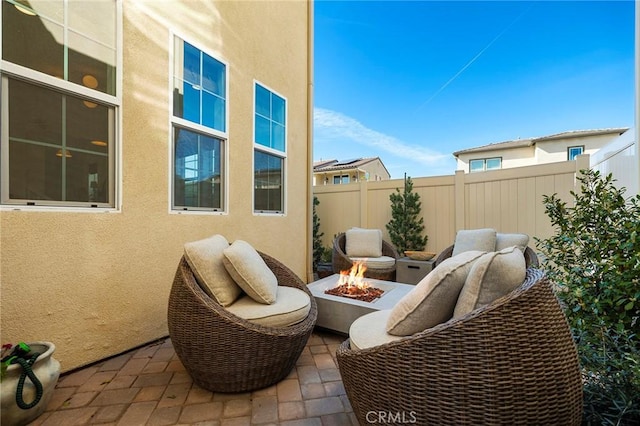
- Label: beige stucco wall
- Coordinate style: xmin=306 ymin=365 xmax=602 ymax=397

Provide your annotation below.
xmin=535 ymin=133 xmax=619 ymax=163
xmin=0 ymin=0 xmax=312 ymax=372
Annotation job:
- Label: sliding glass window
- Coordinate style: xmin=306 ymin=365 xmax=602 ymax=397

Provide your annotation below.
xmin=1 ymin=0 xmax=119 ymax=208
xmin=172 ymin=36 xmax=226 ymax=211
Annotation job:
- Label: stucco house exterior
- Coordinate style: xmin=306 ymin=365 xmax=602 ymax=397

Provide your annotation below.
xmin=0 ymin=0 xmax=314 ymax=372
xmin=454 ymin=128 xmax=630 ymax=173
xmin=313 ymin=157 xmax=390 ymax=185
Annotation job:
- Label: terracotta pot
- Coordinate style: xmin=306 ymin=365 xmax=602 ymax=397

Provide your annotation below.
xmin=1 ymin=342 xmax=60 ymax=426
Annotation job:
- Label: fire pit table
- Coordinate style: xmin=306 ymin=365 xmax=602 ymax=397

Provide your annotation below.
xmin=308 ymin=274 xmax=415 ymax=334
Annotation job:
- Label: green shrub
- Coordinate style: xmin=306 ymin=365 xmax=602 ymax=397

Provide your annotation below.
xmin=537 ymin=169 xmax=640 ymax=425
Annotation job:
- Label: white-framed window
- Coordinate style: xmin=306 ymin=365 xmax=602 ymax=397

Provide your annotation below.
xmin=1 ymin=0 xmax=120 ymax=208
xmin=254 ymin=82 xmax=285 ymax=214
xmin=568 ymin=145 xmax=584 ymax=161
xmin=469 ymin=157 xmax=502 ymax=173
xmin=171 ymin=35 xmax=226 ymax=212
xmin=332 ymin=175 xmax=349 ymax=184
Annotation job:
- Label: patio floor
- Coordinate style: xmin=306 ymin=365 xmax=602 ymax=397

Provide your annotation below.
xmin=28 ymin=329 xmax=357 ymax=426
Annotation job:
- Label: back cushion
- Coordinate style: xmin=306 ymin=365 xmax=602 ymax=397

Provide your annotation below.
xmin=346 ymin=228 xmax=383 ymax=258
xmin=453 ymin=246 xmax=526 ymax=318
xmin=452 ymin=228 xmax=497 ymax=257
xmin=496 ymin=233 xmax=530 ymax=252
xmin=223 ymin=240 xmax=278 ymax=305
xmin=386 ymin=250 xmax=486 ymax=336
xmin=183 ymin=234 xmax=242 ymax=307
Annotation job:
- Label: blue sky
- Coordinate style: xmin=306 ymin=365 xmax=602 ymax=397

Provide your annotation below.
xmin=313 ymin=1 xmax=636 ymax=179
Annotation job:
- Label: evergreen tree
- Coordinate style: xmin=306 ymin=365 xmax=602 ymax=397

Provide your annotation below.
xmin=312 ymin=196 xmax=324 ymax=270
xmin=386 ymin=174 xmax=428 ymax=253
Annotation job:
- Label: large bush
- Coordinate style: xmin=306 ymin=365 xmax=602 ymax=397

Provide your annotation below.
xmin=537 ymin=169 xmax=639 ymax=425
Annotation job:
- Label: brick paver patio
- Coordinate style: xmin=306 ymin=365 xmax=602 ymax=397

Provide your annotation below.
xmin=27 ymin=330 xmax=356 ymax=425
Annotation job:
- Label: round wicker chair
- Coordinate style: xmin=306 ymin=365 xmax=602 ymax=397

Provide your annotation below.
xmin=332 ymin=232 xmax=400 ymax=281
xmin=336 ymin=268 xmax=583 ymax=425
xmin=167 ymin=252 xmax=317 ymax=393
xmin=434 ymin=244 xmax=539 ymax=268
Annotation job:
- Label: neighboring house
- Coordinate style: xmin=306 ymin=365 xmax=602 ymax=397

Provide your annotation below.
xmin=454 ymin=128 xmax=630 ymax=173
xmin=313 ymin=157 xmax=391 ymax=185
xmin=0 ymin=0 xmax=313 ymax=371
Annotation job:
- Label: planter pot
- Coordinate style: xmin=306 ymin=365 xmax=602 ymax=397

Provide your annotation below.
xmin=1 ymin=342 xmax=60 ymax=426
xmin=316 ymin=262 xmax=334 ymax=279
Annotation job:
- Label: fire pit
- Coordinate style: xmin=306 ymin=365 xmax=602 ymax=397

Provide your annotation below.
xmin=309 ymin=271 xmax=416 ymax=334
xmin=324 ymin=262 xmax=385 ymax=302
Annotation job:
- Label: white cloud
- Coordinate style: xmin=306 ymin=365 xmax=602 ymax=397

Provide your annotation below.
xmin=314 ymin=107 xmax=449 ymax=166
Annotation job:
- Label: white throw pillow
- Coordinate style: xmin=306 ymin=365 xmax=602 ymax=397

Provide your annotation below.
xmin=386 ymin=250 xmax=486 ymax=336
xmin=452 ymin=228 xmax=497 ymax=257
xmin=223 ymin=240 xmax=278 ymax=304
xmin=346 ymin=228 xmax=383 ymax=258
xmin=183 ymin=234 xmax=242 ymax=307
xmin=496 ymin=233 xmax=530 ymax=252
xmin=453 ymin=246 xmax=526 ymax=318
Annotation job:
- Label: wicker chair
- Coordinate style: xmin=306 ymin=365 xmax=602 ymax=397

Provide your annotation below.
xmin=336 ymin=268 xmax=583 ymax=425
xmin=332 ymin=232 xmax=400 ymax=281
xmin=167 ymin=252 xmax=317 ymax=393
xmin=434 ymin=244 xmax=539 ymax=268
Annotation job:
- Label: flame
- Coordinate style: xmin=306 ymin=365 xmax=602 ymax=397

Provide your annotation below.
xmin=338 ymin=261 xmax=369 ymax=289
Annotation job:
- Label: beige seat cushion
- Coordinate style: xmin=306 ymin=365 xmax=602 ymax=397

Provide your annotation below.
xmin=346 ymin=228 xmax=383 ymax=258
xmin=183 ymin=234 xmax=242 ymax=307
xmin=349 ymin=310 xmax=404 ymax=350
xmin=226 ymin=287 xmax=311 ymax=327
xmin=451 ymin=228 xmax=497 ymax=257
xmin=223 ymin=240 xmax=278 ymax=304
xmin=386 ymin=250 xmax=486 ymax=336
xmin=453 ymin=246 xmax=526 ymax=318
xmin=349 ymin=255 xmax=395 ymax=270
xmin=496 ymin=233 xmax=530 ymax=252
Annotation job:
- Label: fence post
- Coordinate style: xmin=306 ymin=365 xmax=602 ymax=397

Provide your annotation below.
xmin=359 ymin=181 xmax=368 ymax=228
xmin=576 ymin=153 xmax=590 ymax=187
xmin=454 ymin=170 xmax=466 ymax=231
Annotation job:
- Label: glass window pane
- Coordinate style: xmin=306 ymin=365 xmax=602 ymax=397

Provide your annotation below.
xmin=202 ymin=54 xmax=224 ymax=96
xmin=65 ymin=150 xmax=109 ymax=203
xmin=182 ymin=82 xmax=200 ymax=124
xmin=27 ymin=0 xmax=65 ymax=24
xmin=68 ymin=30 xmax=117 ymax=95
xmin=486 ymin=158 xmax=501 ymax=170
xmin=272 ymin=94 xmax=285 ymax=125
xmin=255 ymin=85 xmax=270 ymax=117
xmin=183 ymin=42 xmax=200 ymax=85
xmin=9 ymin=142 xmax=62 ymax=201
xmin=272 ymin=123 xmax=285 ymax=151
xmin=333 ymin=176 xmax=340 ymax=184
xmin=568 ymin=146 xmax=583 ymax=160
xmin=2 ymin=1 xmax=65 ymax=79
xmin=255 ymin=115 xmax=271 ymax=147
xmin=6 ymin=78 xmax=113 ymax=204
xmin=202 ymin=92 xmax=225 ymax=132
xmin=174 ymin=128 xmax=223 ymax=209
xmin=254 ymin=150 xmax=282 ymax=212
xmin=470 ymin=159 xmax=484 ymax=173
xmin=67 ymin=0 xmax=115 ymax=48
xmin=9 ymin=79 xmax=62 ymax=145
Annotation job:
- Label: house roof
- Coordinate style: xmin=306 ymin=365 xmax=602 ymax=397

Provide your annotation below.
xmin=453 ymin=127 xmax=630 ymax=157
xmin=313 ymin=157 xmax=387 ymax=174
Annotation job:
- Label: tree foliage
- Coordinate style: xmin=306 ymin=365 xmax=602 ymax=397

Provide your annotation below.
xmin=536 ymin=169 xmax=640 ymax=425
xmin=386 ymin=175 xmax=428 ymax=253
xmin=312 ymin=196 xmax=324 ymax=270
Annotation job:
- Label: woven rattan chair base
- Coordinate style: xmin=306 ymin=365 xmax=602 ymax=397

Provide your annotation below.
xmin=336 ymin=269 xmax=582 ymax=425
xmin=168 ymin=253 xmax=317 ymax=393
